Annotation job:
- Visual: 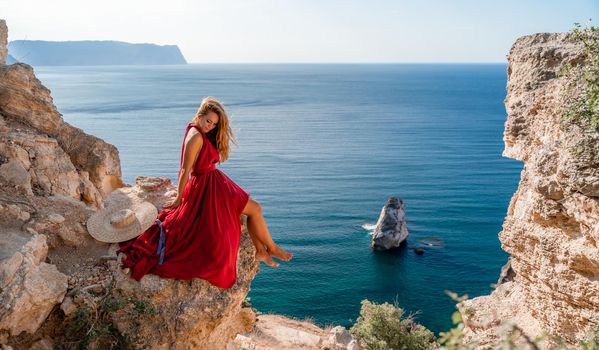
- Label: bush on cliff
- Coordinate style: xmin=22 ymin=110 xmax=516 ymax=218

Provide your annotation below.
xmin=562 ymin=21 xmax=599 ymax=134
xmin=350 ymin=299 xmax=436 ymax=350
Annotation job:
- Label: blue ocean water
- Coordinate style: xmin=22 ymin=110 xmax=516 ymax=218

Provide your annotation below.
xmin=36 ymin=64 xmax=521 ymax=334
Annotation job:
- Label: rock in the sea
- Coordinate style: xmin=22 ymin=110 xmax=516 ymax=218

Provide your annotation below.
xmin=371 ymin=197 xmax=409 ymax=250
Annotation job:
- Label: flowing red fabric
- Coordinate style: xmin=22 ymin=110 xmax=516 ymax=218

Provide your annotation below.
xmin=117 ymin=123 xmax=250 ymax=288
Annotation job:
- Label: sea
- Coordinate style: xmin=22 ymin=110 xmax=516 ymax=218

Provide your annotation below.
xmin=35 ymin=63 xmax=522 ymax=334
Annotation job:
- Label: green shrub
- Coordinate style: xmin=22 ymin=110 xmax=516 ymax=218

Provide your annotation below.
xmin=350 ymin=300 xmax=436 ymax=350
xmin=561 ymin=21 xmax=599 ymax=134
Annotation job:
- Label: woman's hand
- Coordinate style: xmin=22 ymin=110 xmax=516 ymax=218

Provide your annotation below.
xmin=163 ymin=197 xmax=182 ymax=209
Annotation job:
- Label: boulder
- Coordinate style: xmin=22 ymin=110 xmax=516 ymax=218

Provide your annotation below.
xmin=0 ymin=233 xmax=68 ymax=340
xmin=371 ymin=197 xmax=409 ymax=250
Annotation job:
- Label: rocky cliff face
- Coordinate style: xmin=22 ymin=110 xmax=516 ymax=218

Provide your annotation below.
xmin=459 ymin=33 xmax=599 ymax=347
xmin=0 ymin=20 xmax=7 ymax=65
xmin=0 ymin=20 xmax=261 ymax=349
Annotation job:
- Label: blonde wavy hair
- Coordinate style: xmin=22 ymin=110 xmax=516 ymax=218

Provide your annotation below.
xmin=191 ymin=96 xmax=236 ymax=162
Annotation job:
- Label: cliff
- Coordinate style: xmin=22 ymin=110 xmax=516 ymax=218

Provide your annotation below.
xmin=459 ymin=33 xmax=599 ymax=347
xmin=8 ymin=40 xmax=187 ymax=66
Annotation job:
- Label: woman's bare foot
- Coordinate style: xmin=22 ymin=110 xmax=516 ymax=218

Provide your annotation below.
xmin=268 ymin=245 xmax=293 ymax=261
xmin=255 ymin=250 xmax=280 ymax=267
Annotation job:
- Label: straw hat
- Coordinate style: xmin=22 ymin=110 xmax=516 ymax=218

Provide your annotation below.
xmin=87 ymin=190 xmax=158 ymax=243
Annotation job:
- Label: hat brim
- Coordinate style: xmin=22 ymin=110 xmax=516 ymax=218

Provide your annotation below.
xmin=87 ymin=201 xmax=158 ymax=243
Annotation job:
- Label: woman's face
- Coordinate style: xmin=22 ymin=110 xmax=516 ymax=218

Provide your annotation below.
xmin=199 ymin=111 xmax=219 ymax=133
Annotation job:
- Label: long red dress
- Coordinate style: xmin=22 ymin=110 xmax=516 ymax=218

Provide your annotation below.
xmin=117 ymin=123 xmax=250 ymax=288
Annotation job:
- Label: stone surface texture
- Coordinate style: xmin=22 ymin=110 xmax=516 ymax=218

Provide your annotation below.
xmin=0 ymin=63 xmax=123 ymax=207
xmin=231 ymin=314 xmax=362 ymax=350
xmin=0 ymin=20 xmax=6 ymax=65
xmin=0 ymin=233 xmax=68 ymax=341
xmin=459 ymin=33 xmax=599 ymax=348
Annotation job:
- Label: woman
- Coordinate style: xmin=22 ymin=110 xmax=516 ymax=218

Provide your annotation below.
xmin=117 ymin=97 xmax=292 ymax=289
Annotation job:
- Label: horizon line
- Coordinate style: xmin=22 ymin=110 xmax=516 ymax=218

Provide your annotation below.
xmin=186 ymin=61 xmax=508 ymax=65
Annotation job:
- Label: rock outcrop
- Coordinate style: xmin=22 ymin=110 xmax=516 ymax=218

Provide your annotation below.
xmin=0 ymin=233 xmax=68 ymax=343
xmin=0 ymin=63 xmax=123 ymax=204
xmin=459 ymin=33 xmax=599 ymax=347
xmin=0 ymin=20 xmax=7 ymax=65
xmin=371 ymin=197 xmax=409 ymax=250
xmin=232 ymin=314 xmax=361 ymax=350
xmin=105 ymin=194 xmax=259 ymax=348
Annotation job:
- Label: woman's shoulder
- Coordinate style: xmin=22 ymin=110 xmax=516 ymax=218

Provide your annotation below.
xmin=184 ymin=125 xmax=204 ymax=145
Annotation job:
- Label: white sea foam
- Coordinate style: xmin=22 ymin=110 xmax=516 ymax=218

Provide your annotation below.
xmin=362 ymin=223 xmax=377 ymax=232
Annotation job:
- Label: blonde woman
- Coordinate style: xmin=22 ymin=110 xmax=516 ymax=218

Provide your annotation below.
xmin=117 ymin=97 xmax=292 ymax=289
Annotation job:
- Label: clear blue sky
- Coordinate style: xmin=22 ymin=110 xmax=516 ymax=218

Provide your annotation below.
xmin=2 ymin=0 xmax=597 ymax=63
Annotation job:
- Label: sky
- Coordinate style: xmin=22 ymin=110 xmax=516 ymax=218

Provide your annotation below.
xmin=2 ymin=0 xmax=597 ymax=63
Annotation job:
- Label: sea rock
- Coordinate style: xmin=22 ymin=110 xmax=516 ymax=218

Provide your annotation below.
xmin=0 ymin=233 xmax=68 ymax=339
xmin=371 ymin=197 xmax=409 ymax=250
xmin=459 ymin=33 xmax=599 ymax=348
xmin=0 ymin=20 xmax=6 ymax=65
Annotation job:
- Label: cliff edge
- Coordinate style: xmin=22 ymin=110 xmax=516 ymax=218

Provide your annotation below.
xmin=459 ymin=33 xmax=599 ymax=347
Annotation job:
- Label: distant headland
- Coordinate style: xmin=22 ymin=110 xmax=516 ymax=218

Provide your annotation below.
xmin=8 ymin=40 xmax=187 ymax=66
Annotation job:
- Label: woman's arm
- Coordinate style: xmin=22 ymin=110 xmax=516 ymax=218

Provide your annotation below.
xmin=164 ymin=132 xmax=204 ymax=209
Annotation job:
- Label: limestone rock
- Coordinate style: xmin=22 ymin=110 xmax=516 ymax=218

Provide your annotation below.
xmin=371 ymin=197 xmax=409 ymax=250
xmin=29 ymin=338 xmax=53 ymax=350
xmin=60 ymin=296 xmax=77 ymax=316
xmin=232 ymin=315 xmax=362 ymax=350
xmin=0 ymin=203 xmax=31 ymax=226
xmin=0 ymin=233 xmax=68 ymax=338
xmin=0 ymin=159 xmax=32 ymax=195
xmin=105 ymin=223 xmax=260 ymax=349
xmin=0 ymin=20 xmax=6 ymax=65
xmin=132 ymin=175 xmax=177 ymax=209
xmin=460 ymin=33 xmax=599 ymax=347
xmin=327 ymin=326 xmax=357 ymax=349
xmin=0 ymin=63 xmax=123 ymax=206
xmin=23 ymin=196 xmax=96 ymax=249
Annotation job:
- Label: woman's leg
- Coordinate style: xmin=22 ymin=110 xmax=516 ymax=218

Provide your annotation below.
xmin=243 ymin=198 xmax=293 ymax=264
xmin=245 ymin=218 xmax=278 ymax=267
